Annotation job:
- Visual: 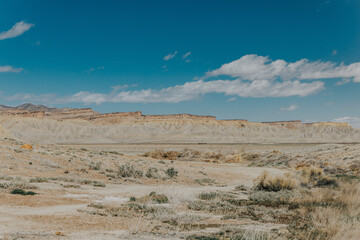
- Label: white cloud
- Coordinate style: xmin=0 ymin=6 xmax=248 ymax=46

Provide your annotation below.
xmin=7 ymin=79 xmax=324 ymax=105
xmin=163 ymin=51 xmax=178 ymax=61
xmin=205 ymin=54 xmax=360 ymax=83
xmin=0 ymin=66 xmax=23 ymax=73
xmin=227 ymin=97 xmax=236 ymax=102
xmin=333 ymin=117 xmax=360 ymax=129
xmin=280 ymin=104 xmax=298 ymax=111
xmin=335 ymin=78 xmax=350 ymax=86
xmin=0 ymin=21 xmax=34 ymax=40
xmin=332 ymin=49 xmax=338 ymax=56
xmin=16 ymin=54 xmax=360 ymax=105
xmin=85 ymin=66 xmax=105 ymax=74
xmin=182 ymin=51 xmax=191 ymax=60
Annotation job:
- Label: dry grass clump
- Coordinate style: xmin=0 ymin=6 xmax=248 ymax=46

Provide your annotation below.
xmin=300 ymin=166 xmax=337 ymax=187
xmin=137 ymin=191 xmax=169 ymax=204
xmin=253 ymin=171 xmax=297 ymax=192
xmin=142 ymin=149 xmax=182 ymax=160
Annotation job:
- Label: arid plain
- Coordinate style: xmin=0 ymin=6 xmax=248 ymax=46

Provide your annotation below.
xmin=0 ymin=104 xmax=359 ymax=240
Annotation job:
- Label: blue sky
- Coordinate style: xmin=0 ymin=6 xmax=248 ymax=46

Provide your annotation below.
xmin=1 ymin=0 xmax=360 ymax=126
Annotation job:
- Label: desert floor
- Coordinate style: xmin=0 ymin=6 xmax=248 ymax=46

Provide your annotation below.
xmin=0 ymin=139 xmax=359 ymax=239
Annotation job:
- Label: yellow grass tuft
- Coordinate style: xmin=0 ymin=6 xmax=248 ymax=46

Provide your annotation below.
xmin=254 ymin=171 xmax=297 ymax=191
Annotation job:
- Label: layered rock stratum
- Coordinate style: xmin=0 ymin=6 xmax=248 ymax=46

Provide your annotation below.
xmin=0 ymin=103 xmax=358 ymax=144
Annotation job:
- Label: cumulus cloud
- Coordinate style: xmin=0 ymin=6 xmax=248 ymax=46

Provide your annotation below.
xmin=0 ymin=66 xmax=23 ymax=73
xmin=163 ymin=51 xmax=178 ymax=61
xmin=205 ymin=54 xmax=360 ymax=83
xmin=333 ymin=117 xmax=360 ymax=129
xmin=0 ymin=21 xmax=34 ymax=40
xmin=280 ymin=104 xmax=298 ymax=111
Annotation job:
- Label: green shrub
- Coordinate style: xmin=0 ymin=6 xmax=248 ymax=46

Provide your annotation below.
xmin=10 ymin=188 xmax=37 ymax=195
xmin=199 ymin=192 xmax=219 ymax=201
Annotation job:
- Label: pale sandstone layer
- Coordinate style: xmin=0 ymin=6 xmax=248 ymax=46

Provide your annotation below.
xmin=0 ymin=104 xmax=358 ymax=144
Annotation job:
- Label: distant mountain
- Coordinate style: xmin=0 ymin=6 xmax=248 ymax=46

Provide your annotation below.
xmin=0 ymin=103 xmax=63 ymax=113
xmin=15 ymin=103 xmax=61 ymax=113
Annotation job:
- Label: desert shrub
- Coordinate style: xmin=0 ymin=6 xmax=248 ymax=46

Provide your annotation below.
xmin=249 ymin=190 xmax=294 ymax=204
xmin=137 ymin=192 xmax=169 ymax=204
xmin=92 ymin=181 xmax=106 ymax=187
xmin=117 ymin=163 xmax=143 ymax=178
xmin=231 ymin=229 xmax=273 ymax=240
xmin=242 ymin=153 xmax=260 ymax=161
xmin=165 ymin=167 xmax=178 ymax=178
xmin=29 ymin=177 xmax=48 ymax=183
xmin=143 ymin=149 xmax=181 ymax=160
xmin=80 ymin=179 xmax=93 ymax=185
xmin=145 ymin=167 xmax=160 ymax=178
xmin=10 ymin=188 xmax=37 ymax=195
xmin=300 ymin=167 xmax=337 ymax=187
xmin=0 ymin=181 xmax=37 ymax=190
xmin=186 ymin=236 xmax=219 ymax=240
xmin=89 ymin=162 xmax=102 ymax=170
xmin=254 ymin=171 xmax=297 ymax=192
xmin=195 ymin=178 xmax=217 ymax=186
xmin=235 ymin=184 xmax=248 ymax=191
xmin=198 ymin=192 xmax=219 ymax=201
xmin=150 ymin=193 xmax=168 ymax=204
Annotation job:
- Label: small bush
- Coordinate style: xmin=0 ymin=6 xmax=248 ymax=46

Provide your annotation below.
xmin=117 ymin=163 xmax=143 ymax=178
xmin=165 ymin=167 xmax=178 ymax=178
xmin=10 ymin=188 xmax=37 ymax=195
xmin=254 ymin=171 xmax=297 ymax=192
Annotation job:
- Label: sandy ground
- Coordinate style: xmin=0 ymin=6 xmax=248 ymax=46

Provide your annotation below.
xmin=1 ymin=136 xmax=359 ymax=239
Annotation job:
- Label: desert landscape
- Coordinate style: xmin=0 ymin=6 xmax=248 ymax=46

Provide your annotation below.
xmin=2 ymin=2 xmax=360 ymax=239
xmin=0 ymin=104 xmax=359 ymax=239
